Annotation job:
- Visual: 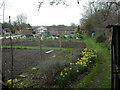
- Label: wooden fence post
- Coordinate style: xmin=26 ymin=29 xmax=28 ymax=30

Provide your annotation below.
xmin=106 ymin=25 xmax=120 ymax=89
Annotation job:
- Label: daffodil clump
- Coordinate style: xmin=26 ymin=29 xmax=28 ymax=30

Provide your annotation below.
xmin=6 ymin=78 xmax=33 ymax=88
xmin=6 ymin=78 xmax=19 ymax=88
xmin=57 ymin=48 xmax=97 ymax=87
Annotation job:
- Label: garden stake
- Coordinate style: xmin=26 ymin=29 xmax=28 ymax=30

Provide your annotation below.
xmin=8 ymin=16 xmax=14 ymax=88
xmin=39 ymin=34 xmax=42 ymax=61
xmin=10 ymin=34 xmax=14 ymax=88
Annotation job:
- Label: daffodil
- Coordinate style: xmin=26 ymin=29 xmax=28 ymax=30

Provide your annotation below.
xmin=94 ymin=50 xmax=97 ymax=52
xmin=84 ymin=48 xmax=87 ymax=51
xmin=19 ymin=82 xmax=23 ymax=87
xmin=79 ymin=60 xmax=82 ymax=62
xmin=60 ymin=72 xmax=63 ymax=76
xmin=85 ymin=54 xmax=89 ymax=57
xmin=81 ymin=57 xmax=88 ymax=60
xmin=79 ymin=62 xmax=83 ymax=65
xmin=83 ymin=62 xmax=86 ymax=65
xmin=13 ymin=84 xmax=16 ymax=88
xmin=86 ymin=60 xmax=88 ymax=62
xmin=65 ymin=73 xmax=68 ymax=75
xmin=91 ymin=55 xmax=97 ymax=57
xmin=7 ymin=79 xmax=12 ymax=84
xmin=69 ymin=68 xmax=72 ymax=70
xmin=76 ymin=70 xmax=79 ymax=72
xmin=64 ymin=68 xmax=67 ymax=71
xmin=70 ymin=63 xmax=74 ymax=65
xmin=13 ymin=79 xmax=18 ymax=83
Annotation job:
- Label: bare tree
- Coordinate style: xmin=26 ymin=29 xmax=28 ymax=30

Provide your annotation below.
xmin=16 ymin=13 xmax=28 ymax=30
xmin=80 ymin=0 xmax=120 ymax=36
xmin=16 ymin=13 xmax=27 ymax=25
xmin=38 ymin=0 xmax=81 ymax=11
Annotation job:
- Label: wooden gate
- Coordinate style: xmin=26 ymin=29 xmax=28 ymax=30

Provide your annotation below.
xmin=106 ymin=25 xmax=120 ymax=89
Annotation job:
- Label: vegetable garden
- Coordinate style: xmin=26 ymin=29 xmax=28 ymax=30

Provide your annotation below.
xmin=2 ymin=35 xmax=111 ymax=88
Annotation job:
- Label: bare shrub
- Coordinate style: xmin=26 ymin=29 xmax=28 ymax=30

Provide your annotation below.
xmin=69 ymin=48 xmax=84 ymax=63
xmin=35 ymin=60 xmax=69 ymax=85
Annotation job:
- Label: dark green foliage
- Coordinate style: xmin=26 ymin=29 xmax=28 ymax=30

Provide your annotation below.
xmin=103 ymin=41 xmax=110 ymax=50
xmin=96 ymin=34 xmax=106 ymax=43
xmin=11 ymin=30 xmax=16 ymax=34
xmin=77 ymin=34 xmax=83 ymax=39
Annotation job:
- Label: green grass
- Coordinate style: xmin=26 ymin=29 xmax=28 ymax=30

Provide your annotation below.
xmin=61 ymin=38 xmax=83 ymax=42
xmin=1 ymin=45 xmax=74 ymax=52
xmin=76 ymin=36 xmax=111 ymax=88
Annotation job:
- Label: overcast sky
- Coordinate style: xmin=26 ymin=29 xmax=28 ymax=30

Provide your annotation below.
xmin=0 ymin=0 xmax=88 ymax=26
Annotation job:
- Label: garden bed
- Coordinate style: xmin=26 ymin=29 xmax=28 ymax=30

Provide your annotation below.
xmin=2 ymin=39 xmax=88 ymax=88
xmin=2 ymin=39 xmax=86 ymax=49
xmin=2 ymin=49 xmax=57 ymax=81
xmin=3 ymin=48 xmax=98 ymax=88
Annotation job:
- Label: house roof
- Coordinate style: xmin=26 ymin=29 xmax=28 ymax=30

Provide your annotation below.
xmin=17 ymin=30 xmax=33 ymax=35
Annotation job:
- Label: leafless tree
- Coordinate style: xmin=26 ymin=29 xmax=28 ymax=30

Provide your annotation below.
xmin=80 ymin=0 xmax=120 ymax=36
xmin=38 ymin=0 xmax=81 ymax=11
xmin=16 ymin=13 xmax=27 ymax=25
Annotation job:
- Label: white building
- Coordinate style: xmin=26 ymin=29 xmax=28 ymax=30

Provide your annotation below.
xmin=36 ymin=26 xmax=47 ymax=34
xmin=34 ymin=26 xmax=47 ymax=40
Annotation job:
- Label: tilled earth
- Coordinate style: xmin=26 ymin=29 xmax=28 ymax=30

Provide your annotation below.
xmin=2 ymin=40 xmax=86 ymax=48
xmin=2 ymin=40 xmax=86 ymax=81
xmin=2 ymin=49 xmax=56 ymax=81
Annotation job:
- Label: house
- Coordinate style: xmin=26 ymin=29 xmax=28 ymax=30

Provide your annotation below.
xmin=17 ymin=30 xmax=34 ymax=39
xmin=35 ymin=26 xmax=47 ymax=34
xmin=3 ymin=28 xmax=11 ymax=36
xmin=47 ymin=25 xmax=76 ymax=35
xmin=34 ymin=26 xmax=47 ymax=39
xmin=49 ymin=31 xmax=74 ymax=35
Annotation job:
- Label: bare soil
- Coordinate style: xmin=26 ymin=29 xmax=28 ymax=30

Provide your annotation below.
xmin=2 ymin=49 xmax=57 ymax=81
xmin=2 ymin=40 xmax=86 ymax=49
xmin=2 ymin=40 xmax=86 ymax=82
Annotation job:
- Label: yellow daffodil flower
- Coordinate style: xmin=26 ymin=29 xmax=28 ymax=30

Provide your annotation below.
xmin=86 ymin=60 xmax=88 ymax=62
xmin=69 ymin=68 xmax=72 ymax=70
xmin=60 ymin=72 xmax=63 ymax=76
xmin=13 ymin=79 xmax=18 ymax=83
xmin=64 ymin=68 xmax=67 ymax=71
xmin=84 ymin=48 xmax=87 ymax=51
xmin=7 ymin=79 xmax=12 ymax=84
xmin=76 ymin=70 xmax=79 ymax=72
xmin=65 ymin=73 xmax=68 ymax=75
xmin=83 ymin=62 xmax=86 ymax=65
xmin=19 ymin=82 xmax=23 ymax=87
xmin=70 ymin=63 xmax=74 ymax=65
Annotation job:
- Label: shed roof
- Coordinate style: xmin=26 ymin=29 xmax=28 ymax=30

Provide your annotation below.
xmin=106 ymin=25 xmax=120 ymax=28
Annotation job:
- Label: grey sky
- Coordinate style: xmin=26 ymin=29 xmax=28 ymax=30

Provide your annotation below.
xmin=0 ymin=0 xmax=88 ymax=26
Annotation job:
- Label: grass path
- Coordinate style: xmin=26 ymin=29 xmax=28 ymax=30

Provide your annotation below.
xmin=1 ymin=46 xmax=74 ymax=51
xmin=76 ymin=36 xmax=111 ymax=88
